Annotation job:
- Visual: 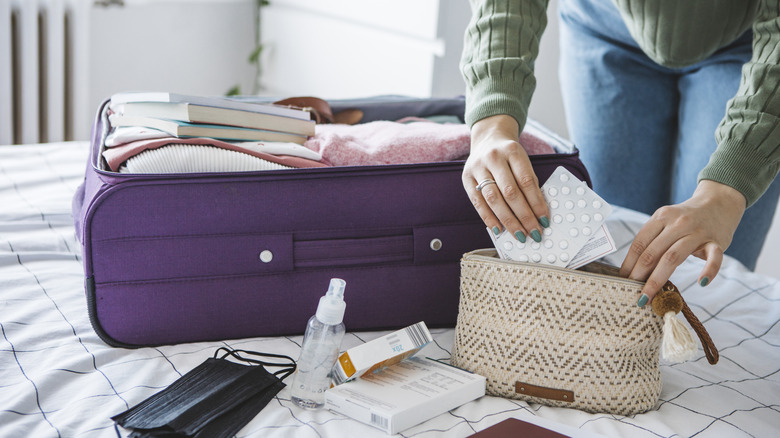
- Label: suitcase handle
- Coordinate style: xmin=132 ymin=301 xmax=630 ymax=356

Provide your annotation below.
xmin=291 ymin=223 xmax=488 ymax=270
xmin=294 ymin=234 xmax=413 ymax=268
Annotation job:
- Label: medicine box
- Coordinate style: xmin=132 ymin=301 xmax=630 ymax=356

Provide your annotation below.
xmin=331 ymin=321 xmax=432 ymax=385
xmin=325 ymin=357 xmax=486 ymax=434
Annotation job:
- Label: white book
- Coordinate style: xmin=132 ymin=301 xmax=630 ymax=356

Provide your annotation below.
xmin=120 ymin=102 xmax=315 ymax=137
xmin=110 ymin=91 xmax=312 ymax=121
xmin=108 ymin=114 xmax=308 ymax=144
xmin=325 ymin=357 xmax=486 ymax=435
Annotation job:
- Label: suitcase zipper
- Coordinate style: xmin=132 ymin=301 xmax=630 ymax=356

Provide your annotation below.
xmin=463 ymin=249 xmax=645 ymax=287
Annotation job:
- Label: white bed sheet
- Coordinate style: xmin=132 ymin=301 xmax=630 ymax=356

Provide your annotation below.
xmin=1 ymin=141 xmax=778 ymax=438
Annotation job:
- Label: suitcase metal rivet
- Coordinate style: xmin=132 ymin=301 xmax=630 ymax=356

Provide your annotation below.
xmin=259 ymin=250 xmax=274 ymax=263
xmin=429 ymin=239 xmax=443 ymax=251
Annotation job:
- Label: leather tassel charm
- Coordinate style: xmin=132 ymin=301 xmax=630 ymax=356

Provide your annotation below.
xmin=652 ymin=284 xmax=696 ymax=363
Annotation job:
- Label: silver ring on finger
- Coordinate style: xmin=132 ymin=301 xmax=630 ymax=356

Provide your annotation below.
xmin=475 ymin=179 xmax=497 ymax=192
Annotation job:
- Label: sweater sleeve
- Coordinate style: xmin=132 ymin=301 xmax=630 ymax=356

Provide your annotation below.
xmin=700 ymin=0 xmax=780 ymax=207
xmin=460 ymin=0 xmax=550 ymax=129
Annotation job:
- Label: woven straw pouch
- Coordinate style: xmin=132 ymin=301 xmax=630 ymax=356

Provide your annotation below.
xmin=451 ymin=249 xmax=716 ymax=415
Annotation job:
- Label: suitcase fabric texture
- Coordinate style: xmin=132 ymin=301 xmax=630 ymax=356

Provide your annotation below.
xmin=72 ymin=96 xmax=591 ymax=347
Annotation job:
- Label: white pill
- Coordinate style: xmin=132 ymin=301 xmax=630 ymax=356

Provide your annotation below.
xmin=548 ymin=187 xmax=558 ymax=197
xmin=559 ymin=240 xmax=569 ymax=249
xmin=553 ymin=214 xmax=563 ymax=224
xmin=565 ymin=200 xmax=574 ymax=210
xmin=593 ymin=200 xmax=602 ymax=209
xmin=547 ymin=254 xmax=557 ymax=263
xmin=503 ymin=241 xmax=514 ymax=251
xmin=576 ymin=186 xmax=585 ymax=195
xmin=581 ymin=214 xmax=591 ymax=223
xmin=543 ymin=228 xmax=552 ymax=236
xmin=560 ymin=253 xmax=569 ymax=262
xmin=594 ymin=213 xmax=603 ymax=221
xmin=531 ymin=253 xmax=542 ymax=262
xmin=560 ymin=173 xmax=570 ymax=182
xmin=517 ymin=242 xmax=526 ymax=249
xmin=518 ymin=254 xmax=529 ymax=262
xmin=561 ymin=186 xmax=571 ymax=195
xmin=550 ymin=200 xmax=559 ymax=209
xmin=566 ymin=213 xmax=576 ymax=222
xmin=531 ymin=242 xmax=541 ymax=250
xmin=544 ymin=239 xmax=553 ymax=248
xmin=569 ymin=228 xmax=579 ymax=237
xmin=583 ymin=227 xmax=592 ymax=236
xmin=577 ymin=199 xmax=587 ymax=208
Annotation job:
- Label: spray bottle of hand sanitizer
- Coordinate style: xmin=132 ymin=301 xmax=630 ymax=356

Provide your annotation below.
xmin=291 ymin=278 xmax=347 ymax=409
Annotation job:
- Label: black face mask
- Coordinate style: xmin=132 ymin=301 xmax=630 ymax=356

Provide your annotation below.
xmin=113 ymin=348 xmax=296 ymax=438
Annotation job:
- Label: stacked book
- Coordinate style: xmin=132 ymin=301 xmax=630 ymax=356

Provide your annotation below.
xmin=109 ymin=92 xmax=315 ymax=144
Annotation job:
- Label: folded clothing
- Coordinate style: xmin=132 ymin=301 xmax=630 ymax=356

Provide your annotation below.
xmin=103 ymin=118 xmax=557 ymax=174
xmin=105 ymin=126 xmax=171 ymax=147
xmin=120 ymin=144 xmax=295 ymax=174
xmin=305 ymin=119 xmax=555 ymax=167
xmin=103 ymin=137 xmax=327 ymax=172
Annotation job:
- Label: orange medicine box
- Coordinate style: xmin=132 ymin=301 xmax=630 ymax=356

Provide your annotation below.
xmin=331 ymin=321 xmax=432 ymax=385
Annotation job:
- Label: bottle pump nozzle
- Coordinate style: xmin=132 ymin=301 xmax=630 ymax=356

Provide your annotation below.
xmin=315 ymin=278 xmax=346 ymax=325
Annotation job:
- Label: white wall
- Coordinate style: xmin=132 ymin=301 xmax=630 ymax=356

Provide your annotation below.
xmin=88 ymin=0 xmax=257 ymax=118
xmin=528 ymin=0 xmax=568 ymax=138
xmin=258 ymin=0 xmax=451 ymax=99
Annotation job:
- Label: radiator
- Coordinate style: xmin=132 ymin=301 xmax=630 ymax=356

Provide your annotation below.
xmin=0 ymin=0 xmax=91 ymax=145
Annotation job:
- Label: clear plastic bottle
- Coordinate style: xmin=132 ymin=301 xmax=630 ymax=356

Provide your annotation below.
xmin=290 ymin=278 xmax=347 ymax=409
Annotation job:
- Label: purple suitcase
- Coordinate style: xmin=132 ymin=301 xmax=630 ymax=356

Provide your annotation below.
xmin=73 ymin=96 xmax=590 ymax=347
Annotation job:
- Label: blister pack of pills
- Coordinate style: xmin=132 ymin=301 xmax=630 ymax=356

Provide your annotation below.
xmin=489 ymin=166 xmax=617 ymax=269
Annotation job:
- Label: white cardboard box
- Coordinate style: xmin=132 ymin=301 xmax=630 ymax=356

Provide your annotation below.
xmin=325 ymin=357 xmax=486 ymax=434
xmin=331 ymin=321 xmax=433 ymax=385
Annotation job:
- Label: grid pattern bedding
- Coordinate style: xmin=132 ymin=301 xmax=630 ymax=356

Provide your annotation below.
xmin=1 ymin=142 xmax=778 ymax=437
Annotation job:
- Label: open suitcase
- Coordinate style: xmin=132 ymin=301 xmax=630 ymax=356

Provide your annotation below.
xmin=72 ymin=96 xmax=590 ymax=347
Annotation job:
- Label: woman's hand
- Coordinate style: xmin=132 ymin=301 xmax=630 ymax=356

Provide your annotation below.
xmin=620 ymin=180 xmax=747 ymax=307
xmin=463 ymin=115 xmax=549 ymax=243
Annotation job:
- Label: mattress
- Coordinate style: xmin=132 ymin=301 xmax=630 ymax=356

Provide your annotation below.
xmin=1 ymin=141 xmax=778 ymax=437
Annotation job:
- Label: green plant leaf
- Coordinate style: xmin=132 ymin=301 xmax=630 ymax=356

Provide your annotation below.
xmin=248 ymin=44 xmax=264 ymax=64
xmin=225 ymin=85 xmax=241 ymax=96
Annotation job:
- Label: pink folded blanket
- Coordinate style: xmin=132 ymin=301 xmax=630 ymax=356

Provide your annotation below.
xmin=305 ymin=119 xmax=555 ymax=166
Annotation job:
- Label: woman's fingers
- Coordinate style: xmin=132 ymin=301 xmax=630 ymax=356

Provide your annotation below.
xmin=506 ymin=156 xmax=549 ymax=238
xmin=464 ymin=153 xmax=546 ymax=242
xmin=483 ymin=156 xmax=546 ymax=241
xmin=464 ymin=174 xmax=504 ymax=235
xmin=619 ymin=211 xmax=667 ymax=279
xmin=465 ymin=115 xmax=549 ymax=242
xmin=623 ymin=214 xmax=685 ymax=294
xmin=695 ymin=242 xmax=723 ymax=287
xmin=633 ymin=235 xmax=709 ymax=305
xmin=620 ymin=187 xmax=739 ymax=307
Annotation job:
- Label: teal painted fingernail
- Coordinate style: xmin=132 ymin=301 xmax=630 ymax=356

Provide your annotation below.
xmin=492 ymin=226 xmax=501 ymax=235
xmin=700 ymin=277 xmax=709 ymax=287
xmin=539 ymin=216 xmax=550 ymax=228
xmin=637 ymin=294 xmax=649 ymax=308
xmin=530 ymin=229 xmax=542 ymax=242
xmin=514 ymin=231 xmax=526 ymax=243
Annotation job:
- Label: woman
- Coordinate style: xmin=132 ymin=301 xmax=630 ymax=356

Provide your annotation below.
xmin=461 ymin=0 xmax=780 ymax=305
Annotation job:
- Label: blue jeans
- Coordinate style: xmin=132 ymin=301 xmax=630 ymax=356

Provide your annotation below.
xmin=558 ymin=0 xmax=780 ymax=270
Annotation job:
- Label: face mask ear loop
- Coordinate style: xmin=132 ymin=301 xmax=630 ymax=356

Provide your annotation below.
xmin=215 ymin=348 xmax=297 ymax=382
xmin=274 ymin=365 xmax=297 ymax=382
xmin=213 ymin=347 xmax=296 ymax=371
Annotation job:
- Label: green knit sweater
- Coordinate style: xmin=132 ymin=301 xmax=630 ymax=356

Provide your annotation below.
xmin=462 ymin=0 xmax=780 ymax=206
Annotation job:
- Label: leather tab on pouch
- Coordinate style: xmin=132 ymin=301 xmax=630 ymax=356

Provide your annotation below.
xmin=515 ymin=381 xmax=575 ymax=403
